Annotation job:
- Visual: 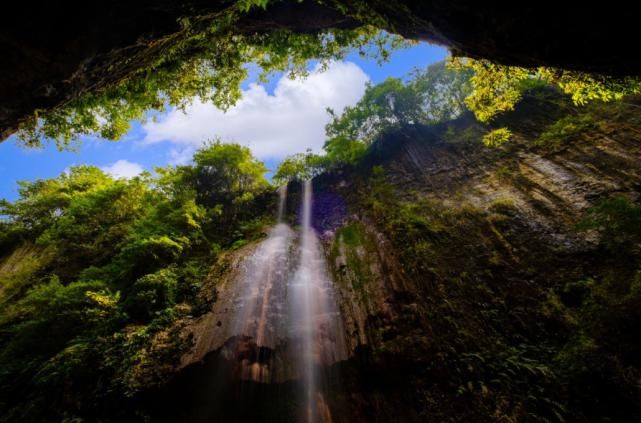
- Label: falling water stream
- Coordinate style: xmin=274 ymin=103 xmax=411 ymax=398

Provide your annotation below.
xmin=288 ymin=180 xmax=347 ymax=422
xmin=222 ymin=180 xmax=346 ymax=422
xmin=230 ymin=184 xmax=293 ymax=383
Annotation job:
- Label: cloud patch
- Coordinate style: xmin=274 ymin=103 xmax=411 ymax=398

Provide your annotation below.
xmin=142 ymin=61 xmax=369 ymax=159
xmin=101 ymin=160 xmax=144 ymax=179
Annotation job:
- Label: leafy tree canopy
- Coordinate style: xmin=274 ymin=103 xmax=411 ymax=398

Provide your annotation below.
xmin=273 ymin=59 xmax=474 ymax=181
xmin=0 ymin=141 xmax=274 ymax=420
xmin=272 ymin=150 xmax=328 ymax=185
xmin=449 ymin=57 xmax=641 ymax=124
xmin=322 ymin=60 xmax=473 ymax=166
xmin=193 ymin=140 xmax=269 ymax=206
xmin=325 ymin=61 xmax=473 ymax=151
xmin=15 ymin=0 xmax=408 ymax=149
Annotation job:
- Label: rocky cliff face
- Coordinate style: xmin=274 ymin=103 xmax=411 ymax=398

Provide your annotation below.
xmin=308 ymin=94 xmax=641 ymax=421
xmin=322 ymin=96 xmax=641 ymax=333
xmin=159 ymin=92 xmax=641 ymax=421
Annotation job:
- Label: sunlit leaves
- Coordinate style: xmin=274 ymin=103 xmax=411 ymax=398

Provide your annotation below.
xmin=0 ymin=142 xmax=276 ymax=417
xmin=272 ymin=150 xmax=328 ymax=184
xmin=16 ymin=0 xmax=407 ymax=149
xmin=322 ymin=59 xmax=472 ymax=165
xmin=482 ymin=128 xmax=512 ymax=147
xmin=449 ymin=57 xmax=641 ymax=124
xmin=448 ymin=57 xmax=528 ymax=123
xmin=550 ymin=70 xmax=641 ymax=105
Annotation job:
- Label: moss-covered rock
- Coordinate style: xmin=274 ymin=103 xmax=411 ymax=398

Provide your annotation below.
xmin=310 ymin=93 xmax=641 ymax=421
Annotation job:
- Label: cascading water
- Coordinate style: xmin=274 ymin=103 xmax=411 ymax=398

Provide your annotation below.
xmin=277 ymin=183 xmax=288 ymax=222
xmin=201 ymin=181 xmax=346 ymax=422
xmin=288 ymin=180 xmax=347 ymax=422
xmin=228 ymin=184 xmax=294 ymax=383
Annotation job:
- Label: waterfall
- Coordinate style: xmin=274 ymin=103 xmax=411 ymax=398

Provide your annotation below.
xmin=277 ymin=184 xmax=287 ymax=222
xmin=289 ymin=180 xmax=347 ymax=422
xmin=218 ymin=181 xmax=346 ymax=421
xmin=229 ymin=184 xmax=294 ymax=382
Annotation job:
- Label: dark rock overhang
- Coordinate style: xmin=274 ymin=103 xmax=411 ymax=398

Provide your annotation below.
xmin=1 ymin=0 xmax=636 ymax=139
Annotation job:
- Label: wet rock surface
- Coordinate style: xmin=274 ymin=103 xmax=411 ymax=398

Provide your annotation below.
xmin=160 ymin=94 xmax=641 ymax=421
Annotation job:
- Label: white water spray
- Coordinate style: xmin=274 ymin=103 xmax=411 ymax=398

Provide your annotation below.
xmin=277 ymin=184 xmax=287 ymax=222
xmin=230 ymin=186 xmax=293 ymax=382
xmin=289 ymin=180 xmax=347 ymax=422
xmin=223 ymin=181 xmax=346 ymax=421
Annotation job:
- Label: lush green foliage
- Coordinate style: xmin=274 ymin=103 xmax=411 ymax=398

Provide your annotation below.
xmin=192 ymin=140 xmax=268 ymax=205
xmin=272 ymin=150 xmax=328 ymax=185
xmin=448 ymin=58 xmax=530 ymax=123
xmin=324 ymin=61 xmax=472 ymax=161
xmin=535 ymin=112 xmax=595 ymax=149
xmin=482 ymin=127 xmax=512 ymax=147
xmin=326 ymin=77 xmax=421 ymax=147
xmin=274 ymin=60 xmax=473 ymax=181
xmin=450 ymin=57 xmax=641 ymax=124
xmin=16 ymin=0 xmax=407 ymax=149
xmin=0 ymin=142 xmax=272 ymax=420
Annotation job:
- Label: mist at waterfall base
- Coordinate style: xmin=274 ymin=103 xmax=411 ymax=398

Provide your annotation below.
xmin=157 ymin=181 xmax=349 ymax=422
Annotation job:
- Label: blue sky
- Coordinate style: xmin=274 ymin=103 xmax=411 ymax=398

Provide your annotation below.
xmin=0 ymin=42 xmax=446 ymax=201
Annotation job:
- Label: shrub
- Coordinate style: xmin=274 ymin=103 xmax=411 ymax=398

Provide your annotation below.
xmin=482 ymin=128 xmax=512 ymax=147
xmin=125 ymin=268 xmax=178 ymax=321
xmin=119 ymin=236 xmax=185 ymax=277
xmin=577 ymin=196 xmax=641 ymax=253
xmin=535 ymin=113 xmax=595 ymax=149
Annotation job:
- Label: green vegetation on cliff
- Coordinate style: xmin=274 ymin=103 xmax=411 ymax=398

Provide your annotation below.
xmin=13 ymin=0 xmax=641 ymax=153
xmin=274 ymin=59 xmax=474 ymax=180
xmin=0 ymin=142 xmax=272 ymax=421
xmin=15 ymin=0 xmax=406 ymax=149
xmin=323 ymin=61 xmax=472 ymax=164
xmin=275 ymin=57 xmax=641 ymax=183
xmin=316 ymin=90 xmax=641 ymax=421
xmin=449 ymin=57 xmax=641 ymax=124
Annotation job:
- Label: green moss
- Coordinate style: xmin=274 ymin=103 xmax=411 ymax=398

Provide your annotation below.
xmin=535 ymin=112 xmax=595 ymax=149
xmin=330 ymin=222 xmax=375 ymax=298
xmin=488 ymin=198 xmax=517 ymax=215
xmin=494 ymin=165 xmax=516 ymax=183
xmin=337 ymin=223 xmax=364 ymax=247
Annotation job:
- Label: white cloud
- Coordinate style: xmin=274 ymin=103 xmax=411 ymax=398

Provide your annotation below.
xmin=101 ymin=160 xmax=144 ymax=179
xmin=167 ymin=146 xmax=196 ymax=166
xmin=142 ymin=61 xmax=370 ymax=159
